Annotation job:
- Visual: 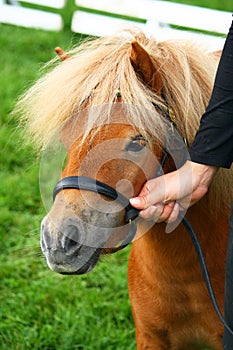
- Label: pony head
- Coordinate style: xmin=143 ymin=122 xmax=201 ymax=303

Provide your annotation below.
xmin=14 ymin=29 xmax=218 ymax=274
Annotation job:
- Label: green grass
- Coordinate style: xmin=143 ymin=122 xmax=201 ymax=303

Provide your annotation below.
xmin=0 ymin=13 xmax=134 ymax=350
xmin=0 ymin=1 xmax=232 ymax=349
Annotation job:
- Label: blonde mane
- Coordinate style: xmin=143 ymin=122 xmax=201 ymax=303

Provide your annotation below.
xmin=14 ymin=28 xmax=232 ymax=207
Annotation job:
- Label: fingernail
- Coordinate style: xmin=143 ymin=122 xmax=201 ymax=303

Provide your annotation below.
xmin=129 ymin=198 xmax=140 ymax=206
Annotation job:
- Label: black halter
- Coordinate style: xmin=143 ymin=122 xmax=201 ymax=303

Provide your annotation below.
xmin=53 ymin=175 xmax=140 ymax=251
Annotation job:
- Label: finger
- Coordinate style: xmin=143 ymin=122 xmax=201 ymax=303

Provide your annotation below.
xmin=157 ymin=202 xmax=175 ymax=223
xmin=166 ymin=202 xmax=180 ymax=223
xmin=130 ymin=178 xmax=166 ymax=209
xmin=178 ymin=194 xmax=194 ymax=210
xmin=139 ymin=204 xmax=164 ymax=221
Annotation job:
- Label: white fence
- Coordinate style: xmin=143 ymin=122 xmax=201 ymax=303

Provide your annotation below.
xmin=0 ymin=0 xmax=232 ymax=50
xmin=0 ymin=0 xmax=65 ymax=30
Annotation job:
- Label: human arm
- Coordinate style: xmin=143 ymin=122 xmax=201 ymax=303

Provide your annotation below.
xmin=189 ymin=18 xmax=233 ymax=168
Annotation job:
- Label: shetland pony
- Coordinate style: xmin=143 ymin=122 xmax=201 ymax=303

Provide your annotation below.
xmin=15 ymin=29 xmax=233 ymax=349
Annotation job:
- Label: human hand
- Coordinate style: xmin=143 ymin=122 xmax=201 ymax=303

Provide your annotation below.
xmin=130 ymin=161 xmax=218 ymax=223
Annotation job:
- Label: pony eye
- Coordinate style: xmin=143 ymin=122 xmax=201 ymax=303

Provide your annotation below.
xmin=126 ymin=136 xmax=147 ymax=152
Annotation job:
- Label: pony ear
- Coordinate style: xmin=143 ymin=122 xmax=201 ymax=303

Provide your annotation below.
xmin=55 ymin=47 xmax=71 ymax=61
xmin=130 ymin=41 xmax=162 ymax=94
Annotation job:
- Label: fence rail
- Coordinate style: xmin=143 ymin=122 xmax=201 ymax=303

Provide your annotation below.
xmin=0 ymin=0 xmax=64 ymax=30
xmin=0 ymin=0 xmax=232 ymax=50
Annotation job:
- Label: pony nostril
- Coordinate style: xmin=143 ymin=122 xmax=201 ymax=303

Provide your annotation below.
xmin=40 ymin=219 xmax=82 ymax=255
xmin=63 ymin=226 xmax=82 ymax=254
xmin=64 ymin=237 xmax=80 ymax=254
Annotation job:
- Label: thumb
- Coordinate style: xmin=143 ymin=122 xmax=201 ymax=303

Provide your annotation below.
xmin=130 ymin=178 xmax=166 ymax=209
xmin=129 ymin=194 xmax=148 ymax=210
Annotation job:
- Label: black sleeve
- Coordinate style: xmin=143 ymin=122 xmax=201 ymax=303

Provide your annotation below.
xmin=189 ymin=17 xmax=233 ymax=168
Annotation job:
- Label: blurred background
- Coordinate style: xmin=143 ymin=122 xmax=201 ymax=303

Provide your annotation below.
xmin=1 ymin=1 xmax=233 ymax=349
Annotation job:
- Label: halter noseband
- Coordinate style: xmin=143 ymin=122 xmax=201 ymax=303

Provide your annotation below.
xmin=53 ymin=175 xmax=140 ymax=251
